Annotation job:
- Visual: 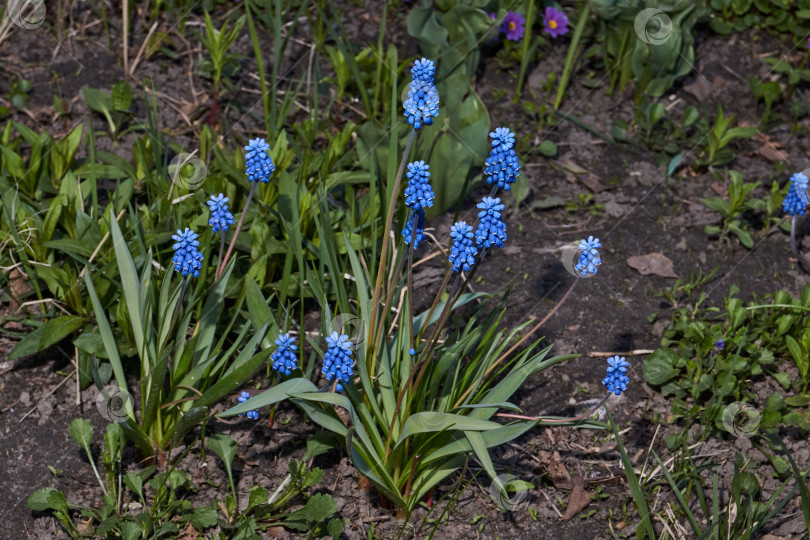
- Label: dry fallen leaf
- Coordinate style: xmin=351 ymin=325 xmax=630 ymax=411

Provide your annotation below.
xmin=177 ymin=522 xmax=200 ymax=540
xmin=627 ymin=253 xmax=679 ymax=278
xmin=538 ymin=450 xmax=571 ymax=489
xmin=683 ymin=77 xmax=713 ymax=101
xmin=754 ymin=133 xmax=789 ymax=162
xmin=561 ymin=476 xmax=591 ymax=521
xmin=557 ymin=159 xmax=606 ymax=193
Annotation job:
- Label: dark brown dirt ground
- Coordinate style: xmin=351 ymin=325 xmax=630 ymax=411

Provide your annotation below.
xmin=1 ymin=2 xmax=809 ymax=539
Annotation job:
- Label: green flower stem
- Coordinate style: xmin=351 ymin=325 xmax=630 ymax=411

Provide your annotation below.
xmin=791 ymin=214 xmax=798 ymax=256
xmin=513 ymin=0 xmax=536 ymax=103
xmin=414 ymin=269 xmax=453 ymax=344
xmin=217 ymin=181 xmax=258 ymax=280
xmin=368 ymin=129 xmax=416 ymax=377
xmin=496 ymin=392 xmax=610 ymax=423
xmin=168 ymin=276 xmax=189 ymax=352
xmin=454 ymin=276 xmax=580 ymax=408
xmin=406 ymin=211 xmax=418 ymax=351
xmin=216 ymin=231 xmax=226 ymax=279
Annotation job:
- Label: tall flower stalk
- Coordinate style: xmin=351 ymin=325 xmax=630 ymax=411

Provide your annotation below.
xmin=217 ymin=138 xmax=275 ymax=279
xmin=783 ymin=171 xmax=808 ymax=255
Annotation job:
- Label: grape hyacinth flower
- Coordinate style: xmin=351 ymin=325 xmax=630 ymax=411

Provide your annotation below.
xmin=715 ymin=339 xmax=724 ymax=351
xmin=543 ymin=6 xmax=569 ymax=38
xmin=402 ymin=208 xmax=426 ymax=249
xmin=449 ymin=221 xmax=478 ymax=272
xmin=475 ymin=197 xmax=507 ymax=249
xmin=244 ymin=138 xmax=275 ymax=183
xmin=484 ymin=127 xmax=520 ymax=191
xmin=411 ymin=58 xmax=436 ymax=85
xmin=404 ymin=161 xmax=435 ymax=210
xmin=323 ymin=332 xmax=354 ymax=392
xmin=602 ymin=356 xmax=629 ymax=396
xmin=172 ymin=228 xmax=204 ymax=278
xmin=501 ymin=11 xmax=525 ymax=42
xmin=783 ymin=172 xmax=809 ymax=216
xmin=404 ymin=58 xmax=439 ymax=130
xmin=575 ymin=236 xmax=602 ymax=277
xmin=237 ymin=391 xmax=259 ymax=420
xmin=271 ymin=333 xmax=298 ymax=376
xmin=207 ymin=194 xmax=235 ymax=233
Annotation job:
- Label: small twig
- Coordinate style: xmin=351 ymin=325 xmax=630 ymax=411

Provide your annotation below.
xmin=129 ymin=21 xmax=159 ymax=76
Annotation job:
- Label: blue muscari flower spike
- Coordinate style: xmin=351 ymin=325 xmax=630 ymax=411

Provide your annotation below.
xmin=244 ymin=138 xmax=275 ymax=183
xmin=602 ymin=355 xmax=629 ymax=396
xmin=490 ymin=127 xmax=515 ymax=150
xmin=484 ymin=127 xmax=520 ymax=191
xmin=404 ymin=161 xmax=435 ymax=210
xmin=207 ymin=193 xmax=235 ymax=233
xmin=475 ymin=197 xmax=507 ymax=249
xmin=237 ymin=391 xmax=259 ymax=420
xmin=322 ymin=332 xmax=354 ymax=392
xmin=783 ymin=172 xmax=809 ymax=216
xmin=449 ymin=221 xmax=478 ymax=272
xmin=575 ymin=235 xmax=602 ymax=277
xmin=715 ymin=339 xmax=724 ymax=351
xmin=271 ymin=333 xmax=298 ymax=376
xmin=172 ymin=227 xmax=204 ymax=278
xmin=402 ymin=208 xmax=426 ymax=248
xmin=411 ymin=58 xmax=435 ymax=84
xmin=404 ymin=81 xmax=440 ymax=130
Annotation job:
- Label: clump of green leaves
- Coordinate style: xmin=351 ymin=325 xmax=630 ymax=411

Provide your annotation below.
xmin=643 ymin=285 xmax=810 ymax=432
xmin=196 ymin=11 xmax=245 ymax=99
xmin=81 ymin=82 xmax=136 ymax=140
xmin=29 ymin=426 xmax=343 ymax=539
xmin=590 ymin=0 xmax=706 ymax=97
xmin=698 ymin=106 xmax=758 ymax=168
xmin=701 ymin=170 xmax=760 ymax=248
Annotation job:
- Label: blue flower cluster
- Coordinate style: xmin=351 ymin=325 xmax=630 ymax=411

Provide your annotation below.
xmin=172 ymin=228 xmax=204 ymax=278
xmin=484 ymin=127 xmax=520 ymax=191
xmin=237 ymin=391 xmax=259 ymax=419
xmin=602 ymin=356 xmax=629 ymax=396
xmin=475 ymin=197 xmax=507 ymax=249
xmin=404 ymin=161 xmax=435 ymax=210
xmin=244 ymin=138 xmax=275 ymax=183
xmin=575 ymin=236 xmax=602 ymax=277
xmin=783 ymin=172 xmax=809 ymax=216
xmin=411 ymin=58 xmax=436 ymax=84
xmin=271 ymin=333 xmax=298 ymax=376
xmin=207 ymin=193 xmax=235 ymax=233
xmin=322 ymin=332 xmax=354 ymax=392
xmin=449 ymin=221 xmax=478 ymax=272
xmin=402 ymin=208 xmax=426 ymax=248
xmin=404 ymin=58 xmax=439 ymax=130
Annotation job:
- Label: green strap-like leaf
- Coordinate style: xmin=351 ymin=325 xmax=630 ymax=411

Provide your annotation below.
xmin=394 ymin=412 xmax=502 ymax=448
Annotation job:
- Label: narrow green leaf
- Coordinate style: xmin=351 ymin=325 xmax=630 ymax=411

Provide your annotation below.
xmin=9 ymin=315 xmax=85 ymax=359
xmin=395 ymin=413 xmax=502 ymax=448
